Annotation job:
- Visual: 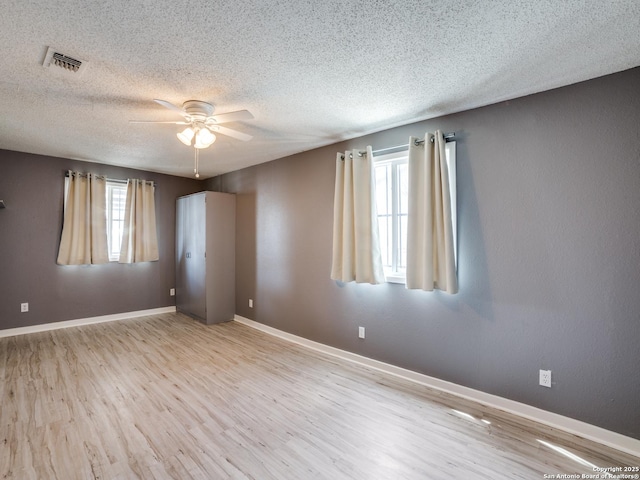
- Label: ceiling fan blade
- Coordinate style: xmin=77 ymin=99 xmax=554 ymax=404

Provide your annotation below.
xmin=210 ymin=125 xmax=253 ymax=141
xmin=153 ymin=99 xmax=188 ymax=117
xmin=209 ymin=110 xmax=254 ymax=124
xmin=129 ymin=120 xmax=189 ymax=124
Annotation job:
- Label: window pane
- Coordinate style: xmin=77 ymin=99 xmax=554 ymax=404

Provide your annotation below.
xmin=396 ymin=162 xmax=408 ymax=272
xmin=106 ymin=183 xmax=127 ymax=261
xmin=398 ymin=162 xmax=408 ymax=215
xmin=374 ymin=152 xmax=409 ymax=282
xmin=375 ymin=164 xmax=390 ymax=215
xmin=398 ymin=213 xmax=408 ymax=270
xmin=378 ymin=215 xmax=391 ymax=267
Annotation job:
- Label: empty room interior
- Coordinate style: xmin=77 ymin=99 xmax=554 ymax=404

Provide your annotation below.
xmin=1 ymin=1 xmax=639 ymax=479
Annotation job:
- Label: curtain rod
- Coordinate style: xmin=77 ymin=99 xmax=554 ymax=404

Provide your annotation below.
xmin=64 ymin=171 xmax=155 ymax=187
xmin=341 ymin=132 xmax=455 ymax=160
xmin=374 ymin=132 xmax=456 ymax=155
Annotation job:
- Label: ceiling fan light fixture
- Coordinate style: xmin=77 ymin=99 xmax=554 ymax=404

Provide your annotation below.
xmin=177 ymin=127 xmax=195 ymax=146
xmin=194 ymin=128 xmax=216 ymax=149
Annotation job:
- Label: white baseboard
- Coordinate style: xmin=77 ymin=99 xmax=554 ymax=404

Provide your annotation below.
xmin=234 ymin=315 xmax=640 ymax=458
xmin=0 ymin=306 xmax=177 ymax=338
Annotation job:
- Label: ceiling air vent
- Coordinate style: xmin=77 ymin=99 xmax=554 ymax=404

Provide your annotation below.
xmin=42 ymin=46 xmax=88 ymax=75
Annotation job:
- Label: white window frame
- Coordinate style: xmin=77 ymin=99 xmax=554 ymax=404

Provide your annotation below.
xmin=374 ymin=141 xmax=457 ymax=284
xmin=374 ymin=150 xmax=408 ymax=283
xmin=105 ymin=181 xmax=127 ymax=262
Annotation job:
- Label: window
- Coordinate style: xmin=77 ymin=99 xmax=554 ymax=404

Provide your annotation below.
xmin=62 ymin=176 xmax=127 ymax=263
xmin=375 ymin=151 xmax=409 ymax=283
xmin=106 ymin=181 xmax=127 ymax=261
xmin=60 ymin=175 xmax=158 ymax=265
xmin=374 ymin=142 xmax=457 ymax=283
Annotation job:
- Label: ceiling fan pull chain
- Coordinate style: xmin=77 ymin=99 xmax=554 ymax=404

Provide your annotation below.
xmin=194 ymin=147 xmax=200 ymax=178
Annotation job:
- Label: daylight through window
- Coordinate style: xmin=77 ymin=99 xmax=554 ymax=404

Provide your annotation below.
xmin=106 ymin=181 xmax=127 ymax=261
xmin=374 ymin=141 xmax=456 ymax=284
xmin=375 ymin=151 xmax=409 ymax=283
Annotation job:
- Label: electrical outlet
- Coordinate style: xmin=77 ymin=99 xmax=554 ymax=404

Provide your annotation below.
xmin=170 ymin=288 xmax=175 ymax=296
xmin=20 ymin=303 xmax=29 ymax=313
xmin=358 ymin=326 xmax=365 ymax=339
xmin=539 ymin=369 xmax=552 ymax=388
xmin=249 ymin=299 xmax=253 ymax=308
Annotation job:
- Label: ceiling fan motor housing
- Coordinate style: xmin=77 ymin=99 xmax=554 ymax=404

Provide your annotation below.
xmin=183 ymin=100 xmax=214 ymax=121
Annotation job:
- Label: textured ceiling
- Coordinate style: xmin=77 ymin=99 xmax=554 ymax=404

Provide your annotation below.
xmin=1 ymin=1 xmax=639 ymax=179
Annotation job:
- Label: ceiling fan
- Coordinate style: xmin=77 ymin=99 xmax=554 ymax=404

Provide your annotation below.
xmin=131 ymin=99 xmax=254 ymax=148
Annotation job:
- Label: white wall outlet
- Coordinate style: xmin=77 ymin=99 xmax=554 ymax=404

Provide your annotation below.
xmin=170 ymin=288 xmax=175 ymax=296
xmin=539 ymin=369 xmax=552 ymax=388
xmin=358 ymin=326 xmax=365 ymax=339
xmin=249 ymin=299 xmax=253 ymax=308
xmin=20 ymin=303 xmax=29 ymax=313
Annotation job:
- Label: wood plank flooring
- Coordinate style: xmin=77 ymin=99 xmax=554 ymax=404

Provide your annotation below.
xmin=1 ymin=312 xmax=638 ymax=479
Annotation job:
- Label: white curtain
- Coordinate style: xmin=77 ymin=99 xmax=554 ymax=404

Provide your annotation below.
xmin=331 ymin=146 xmax=385 ymax=284
xmin=118 ymin=179 xmax=159 ymax=263
xmin=406 ymin=131 xmax=458 ymax=293
xmin=57 ymin=171 xmax=109 ymax=265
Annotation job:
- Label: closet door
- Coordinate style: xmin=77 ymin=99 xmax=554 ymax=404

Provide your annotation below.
xmin=176 ymin=193 xmax=207 ymax=320
xmin=177 ymin=191 xmax=235 ymax=324
xmin=175 ymin=195 xmax=189 ymax=314
xmin=186 ymin=193 xmax=207 ymax=320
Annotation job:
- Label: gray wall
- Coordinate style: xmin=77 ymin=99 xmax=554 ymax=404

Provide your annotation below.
xmin=0 ymin=150 xmax=202 ymax=329
xmin=207 ymin=67 xmax=640 ymax=439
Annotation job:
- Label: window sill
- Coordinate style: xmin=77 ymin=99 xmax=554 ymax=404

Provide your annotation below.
xmin=385 ymin=274 xmax=406 ymax=285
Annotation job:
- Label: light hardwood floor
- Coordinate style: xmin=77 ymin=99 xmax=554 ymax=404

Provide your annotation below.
xmin=1 ymin=312 xmax=638 ymax=479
